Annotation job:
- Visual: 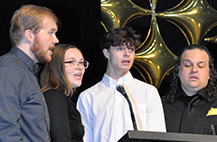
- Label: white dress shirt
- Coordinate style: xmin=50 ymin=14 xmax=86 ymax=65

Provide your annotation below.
xmin=77 ymin=72 xmax=166 ymax=142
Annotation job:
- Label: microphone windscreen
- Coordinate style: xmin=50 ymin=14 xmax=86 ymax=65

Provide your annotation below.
xmin=116 ymin=85 xmax=126 ymax=95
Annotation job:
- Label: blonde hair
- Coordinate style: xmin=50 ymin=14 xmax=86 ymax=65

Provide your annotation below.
xmin=10 ymin=4 xmax=60 ymax=46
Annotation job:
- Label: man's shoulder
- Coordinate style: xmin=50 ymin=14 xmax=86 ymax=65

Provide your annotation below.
xmin=0 ymin=53 xmax=32 ymax=81
xmin=132 ymin=77 xmax=156 ymax=88
xmin=81 ymin=81 xmax=102 ymax=94
xmin=0 ymin=53 xmax=22 ymax=69
xmin=161 ymin=94 xmax=170 ymax=103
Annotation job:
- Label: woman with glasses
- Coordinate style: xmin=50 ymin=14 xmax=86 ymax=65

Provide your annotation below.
xmin=40 ymin=43 xmax=89 ymax=142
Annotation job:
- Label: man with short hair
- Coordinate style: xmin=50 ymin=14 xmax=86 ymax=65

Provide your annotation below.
xmin=0 ymin=4 xmax=59 ymax=141
xmin=77 ymin=27 xmax=166 ymax=142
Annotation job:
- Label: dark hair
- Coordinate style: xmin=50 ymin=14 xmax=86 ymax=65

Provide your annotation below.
xmin=10 ymin=4 xmax=60 ymax=47
xmin=168 ymin=44 xmax=217 ymax=102
xmin=40 ymin=43 xmax=80 ymax=97
xmin=101 ymin=27 xmax=141 ymax=50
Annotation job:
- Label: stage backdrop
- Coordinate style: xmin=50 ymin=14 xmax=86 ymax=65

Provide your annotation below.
xmin=1 ymin=0 xmax=217 ymax=102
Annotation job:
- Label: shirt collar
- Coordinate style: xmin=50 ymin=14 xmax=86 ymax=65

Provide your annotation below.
xmin=102 ymin=72 xmax=133 ymax=88
xmin=197 ymin=87 xmax=208 ymax=99
xmin=176 ymin=85 xmax=208 ymax=100
xmin=10 ymin=47 xmax=36 ymax=73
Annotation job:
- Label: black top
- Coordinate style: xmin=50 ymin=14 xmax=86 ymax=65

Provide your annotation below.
xmin=162 ymin=86 xmax=217 ymax=135
xmin=44 ymin=89 xmax=84 ymax=142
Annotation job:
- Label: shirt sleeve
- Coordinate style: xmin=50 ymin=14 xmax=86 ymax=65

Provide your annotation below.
xmin=0 ymin=67 xmax=23 ymax=141
xmin=147 ymin=86 xmax=167 ymax=132
xmin=77 ymin=92 xmax=94 ymax=142
xmin=44 ymin=90 xmax=74 ymax=142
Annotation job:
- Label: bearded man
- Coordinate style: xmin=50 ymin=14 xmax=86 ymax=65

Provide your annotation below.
xmin=0 ymin=4 xmax=59 ymax=142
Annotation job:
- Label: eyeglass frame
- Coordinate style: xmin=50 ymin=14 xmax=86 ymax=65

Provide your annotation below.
xmin=64 ymin=60 xmax=89 ymax=69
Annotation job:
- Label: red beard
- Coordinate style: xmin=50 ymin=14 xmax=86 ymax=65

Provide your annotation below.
xmin=30 ymin=36 xmax=52 ymax=63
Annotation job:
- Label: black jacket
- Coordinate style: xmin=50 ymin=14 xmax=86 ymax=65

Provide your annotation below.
xmin=44 ymin=89 xmax=84 ymax=142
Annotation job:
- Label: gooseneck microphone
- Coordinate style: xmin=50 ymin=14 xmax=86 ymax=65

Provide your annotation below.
xmin=116 ymin=85 xmax=138 ymax=131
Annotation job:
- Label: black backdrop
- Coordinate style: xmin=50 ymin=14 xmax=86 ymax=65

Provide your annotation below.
xmin=1 ymin=0 xmax=217 ymax=103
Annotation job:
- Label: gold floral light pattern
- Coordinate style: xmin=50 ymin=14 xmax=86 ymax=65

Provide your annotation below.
xmin=101 ymin=0 xmax=217 ymax=88
xmin=204 ymin=35 xmax=217 ymax=44
xmin=157 ymin=0 xmax=217 ymax=44
xmin=101 ymin=0 xmax=152 ymax=31
xmin=134 ymin=16 xmax=177 ymax=88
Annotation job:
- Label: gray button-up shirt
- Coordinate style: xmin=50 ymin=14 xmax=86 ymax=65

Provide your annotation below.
xmin=0 ymin=47 xmax=50 ymax=142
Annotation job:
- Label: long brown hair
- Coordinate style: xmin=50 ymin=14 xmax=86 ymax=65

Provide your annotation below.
xmin=40 ymin=44 xmax=78 ymax=97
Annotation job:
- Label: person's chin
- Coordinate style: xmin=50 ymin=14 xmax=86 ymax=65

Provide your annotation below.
xmin=121 ymin=66 xmax=131 ymax=70
xmin=188 ymin=84 xmax=201 ymax=91
xmin=44 ymin=54 xmax=52 ymax=63
xmin=72 ymin=82 xmax=82 ymax=88
xmin=48 ymin=57 xmax=52 ymax=62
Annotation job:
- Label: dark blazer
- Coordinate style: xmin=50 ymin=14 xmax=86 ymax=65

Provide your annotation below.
xmin=44 ymin=89 xmax=84 ymax=142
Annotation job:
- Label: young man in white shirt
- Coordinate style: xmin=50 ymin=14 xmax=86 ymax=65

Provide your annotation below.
xmin=77 ymin=27 xmax=166 ymax=142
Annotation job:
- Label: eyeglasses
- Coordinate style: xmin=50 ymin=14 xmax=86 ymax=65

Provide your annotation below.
xmin=65 ymin=60 xmax=89 ymax=69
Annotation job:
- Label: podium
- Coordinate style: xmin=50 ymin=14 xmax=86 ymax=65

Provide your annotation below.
xmin=118 ymin=130 xmax=217 ymax=142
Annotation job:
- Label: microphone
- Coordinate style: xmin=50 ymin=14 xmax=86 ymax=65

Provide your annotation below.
xmin=116 ymin=85 xmax=138 ymax=131
xmin=211 ymin=125 xmax=216 ymax=135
